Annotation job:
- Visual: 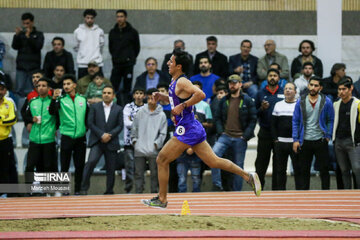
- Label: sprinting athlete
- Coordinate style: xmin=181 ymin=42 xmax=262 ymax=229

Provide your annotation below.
xmin=142 ymin=49 xmax=261 ymax=208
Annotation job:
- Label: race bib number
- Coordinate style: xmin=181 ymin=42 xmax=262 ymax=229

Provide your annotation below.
xmin=169 ymin=96 xmax=175 ymax=109
xmin=176 ymin=125 xmax=185 ymax=136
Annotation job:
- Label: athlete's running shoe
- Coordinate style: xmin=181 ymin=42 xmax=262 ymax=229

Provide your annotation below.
xmin=141 ymin=195 xmax=168 ymax=208
xmin=247 ymin=172 xmax=261 ymax=197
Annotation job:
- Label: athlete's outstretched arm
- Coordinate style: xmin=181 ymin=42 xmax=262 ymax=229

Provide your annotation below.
xmin=172 ymin=77 xmax=206 ymax=115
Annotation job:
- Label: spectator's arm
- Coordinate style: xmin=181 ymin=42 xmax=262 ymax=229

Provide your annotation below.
xmin=130 ymin=111 xmax=140 ymax=144
xmin=0 ymin=102 xmax=17 ymax=127
xmin=271 ymin=104 xmax=279 ymax=141
xmin=73 ymin=29 xmax=80 ymax=52
xmin=66 ymin=52 xmax=75 ymax=75
xmin=87 ymin=104 xmax=104 ymax=138
xmin=252 ymin=58 xmax=259 ymax=85
xmin=292 ymin=101 xmax=301 ymax=142
xmin=243 ymin=98 xmax=257 ymax=141
xmin=134 ymin=30 xmax=140 ymax=58
xmin=109 ymin=106 xmax=124 ymax=137
xmin=11 ymin=34 xmax=22 ymax=50
xmin=256 ymin=59 xmax=267 ymax=81
xmin=99 ymin=29 xmax=105 ymax=53
xmin=43 ymin=53 xmax=51 ymax=77
xmin=21 ymin=99 xmax=33 ymax=126
xmin=154 ymin=113 xmax=168 ymax=149
xmin=315 ymin=59 xmax=324 ymax=78
xmin=214 ymin=99 xmax=224 ymax=134
xmin=123 ymin=105 xmax=133 ymax=129
xmin=280 ymin=56 xmax=289 ymax=80
xmin=49 ymin=98 xmax=60 ymax=116
xmin=325 ymin=100 xmax=335 ymax=140
xmin=290 ymin=58 xmax=297 ymax=79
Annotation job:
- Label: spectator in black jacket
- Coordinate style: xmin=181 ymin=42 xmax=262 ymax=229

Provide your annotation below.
xmin=161 ymin=40 xmax=194 ymax=79
xmin=134 ymin=57 xmax=170 ymax=90
xmin=109 ymin=9 xmax=140 ymax=106
xmin=291 ymin=40 xmax=323 ymax=80
xmin=194 ymin=36 xmax=228 ymax=79
xmin=322 ymin=63 xmax=346 ymax=102
xmin=12 ymin=12 xmax=44 ymax=97
xmin=43 ymin=37 xmax=75 ymax=79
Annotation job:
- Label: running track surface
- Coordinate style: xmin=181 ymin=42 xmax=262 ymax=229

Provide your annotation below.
xmin=1 ymin=190 xmax=360 ymax=239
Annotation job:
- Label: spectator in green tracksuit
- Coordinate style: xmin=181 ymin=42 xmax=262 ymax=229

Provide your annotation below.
xmin=24 ymin=78 xmax=58 ymax=184
xmin=49 ymin=74 xmax=88 ymax=195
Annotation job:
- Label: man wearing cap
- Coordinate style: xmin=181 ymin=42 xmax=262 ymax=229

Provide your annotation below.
xmin=255 ymin=68 xmax=284 ymax=190
xmin=49 ymin=74 xmax=88 ymax=195
xmin=211 ymin=74 xmax=257 ymax=191
xmin=0 ymin=79 xmax=17 ymax=197
xmin=333 ymin=76 xmax=360 ymax=189
xmin=76 ymin=61 xmax=112 ymax=95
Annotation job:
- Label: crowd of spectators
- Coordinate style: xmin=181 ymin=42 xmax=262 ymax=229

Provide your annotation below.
xmin=0 ymin=9 xmax=359 ymax=197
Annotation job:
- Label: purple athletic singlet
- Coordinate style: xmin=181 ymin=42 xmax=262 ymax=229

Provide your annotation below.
xmin=168 ymin=75 xmax=207 ymax=146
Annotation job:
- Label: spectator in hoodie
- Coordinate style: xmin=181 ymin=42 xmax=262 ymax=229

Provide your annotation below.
xmin=109 ymin=9 xmax=140 ymax=106
xmin=131 ymin=88 xmax=167 ymax=193
xmin=74 ymin=9 xmax=105 ymax=80
xmin=134 ymin=57 xmax=170 ymax=90
xmin=12 ymin=12 xmax=44 ymax=97
xmin=291 ymin=40 xmax=323 ymax=80
xmin=294 ymin=62 xmax=315 ymax=97
xmin=123 ymin=87 xmax=145 ymax=193
xmin=43 ymin=37 xmax=75 ymax=79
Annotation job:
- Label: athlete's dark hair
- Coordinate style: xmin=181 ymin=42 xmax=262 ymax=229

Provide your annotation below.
xmin=172 ymin=48 xmax=191 ymax=75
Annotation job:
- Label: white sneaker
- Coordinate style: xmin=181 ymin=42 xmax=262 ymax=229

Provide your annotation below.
xmin=247 ymin=172 xmax=261 ymax=197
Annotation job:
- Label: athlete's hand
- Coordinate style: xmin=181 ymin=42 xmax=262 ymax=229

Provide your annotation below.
xmin=171 ymin=103 xmax=185 ymax=116
xmin=153 ymin=92 xmax=161 ymax=102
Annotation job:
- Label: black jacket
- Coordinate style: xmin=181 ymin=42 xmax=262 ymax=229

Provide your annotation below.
xmin=43 ymin=49 xmax=75 ymax=78
xmin=161 ymin=52 xmax=194 ymax=78
xmin=215 ymin=92 xmax=257 ymax=141
xmin=134 ymin=70 xmax=170 ymax=90
xmin=291 ymin=55 xmax=323 ymax=79
xmin=228 ymin=53 xmax=259 ymax=84
xmin=194 ymin=50 xmax=228 ymax=79
xmin=109 ymin=22 xmax=140 ymax=67
xmin=11 ymin=27 xmax=44 ymax=71
xmin=87 ymin=102 xmax=123 ymax=150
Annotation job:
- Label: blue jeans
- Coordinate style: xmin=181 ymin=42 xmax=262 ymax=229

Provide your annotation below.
xmin=212 ymin=134 xmax=248 ymax=191
xmin=176 ymin=154 xmax=201 ymax=192
xmin=243 ymin=83 xmax=258 ymax=99
xmin=15 ymin=70 xmax=33 ymax=97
